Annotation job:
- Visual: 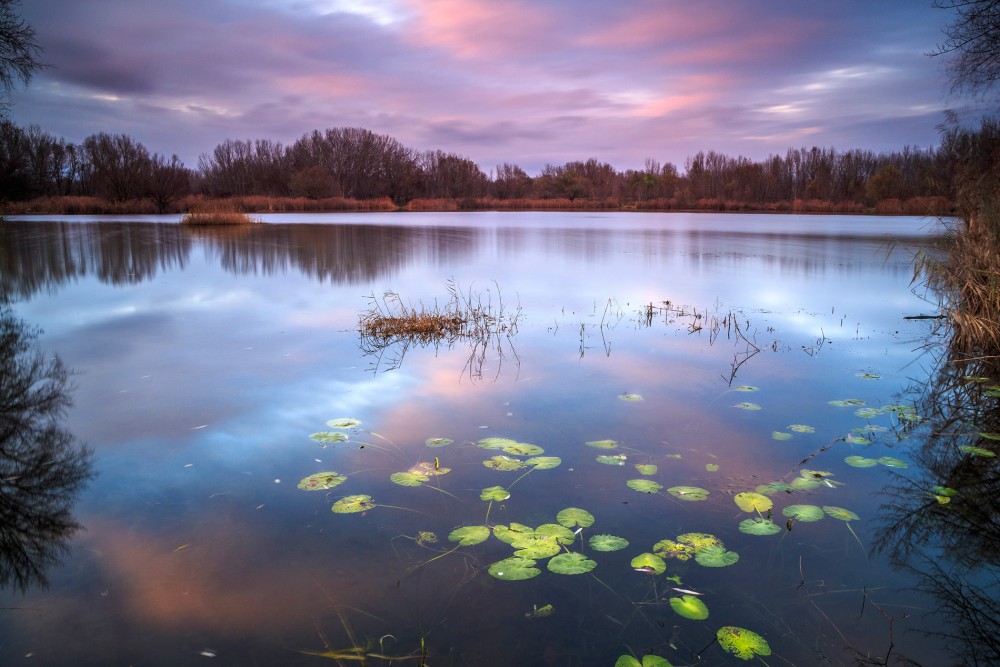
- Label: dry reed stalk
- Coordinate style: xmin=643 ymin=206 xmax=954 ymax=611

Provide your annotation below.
xmin=180 ymin=209 xmax=260 ymax=225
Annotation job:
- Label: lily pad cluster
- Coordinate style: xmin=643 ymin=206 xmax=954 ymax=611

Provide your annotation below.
xmin=649 ymin=532 xmax=740 ymax=568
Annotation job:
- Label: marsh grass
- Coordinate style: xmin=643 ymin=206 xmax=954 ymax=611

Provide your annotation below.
xmin=180 ymin=206 xmax=260 ymax=226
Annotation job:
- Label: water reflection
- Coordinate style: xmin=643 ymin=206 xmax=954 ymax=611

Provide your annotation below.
xmin=0 ymin=307 xmax=93 ymax=592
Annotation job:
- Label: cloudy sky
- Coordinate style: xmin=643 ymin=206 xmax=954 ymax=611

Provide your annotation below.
xmin=7 ymin=0 xmax=981 ymax=174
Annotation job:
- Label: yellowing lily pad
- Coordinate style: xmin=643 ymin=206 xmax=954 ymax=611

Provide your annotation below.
xmin=556 ymin=507 xmax=595 ymax=528
xmin=589 ymin=534 xmax=629 ymax=552
xmin=326 ymin=418 xmax=361 ymax=429
xmin=668 ymin=486 xmax=709 ymax=500
xmin=654 ymin=539 xmax=694 ymax=561
xmin=717 ymin=626 xmax=771 ymax=660
xmin=297 ymin=471 xmax=347 ymax=490
xmin=585 ymin=439 xmax=619 ymax=449
xmin=705 ymin=463 xmax=719 ymax=472
xmin=425 ymin=437 xmax=454 ymax=447
xmin=734 ymin=492 xmax=773 ymax=513
xmin=332 ymin=494 xmax=374 ymax=514
xmin=772 ymin=431 xmax=792 ymax=440
xmin=409 ymin=461 xmax=450 ymax=476
xmin=669 ymin=594 xmax=709 ymax=620
xmin=488 ymin=557 xmax=540 ymax=581
xmin=631 ymin=552 xmax=666 ymax=575
xmin=310 ymin=431 xmax=349 ymax=443
xmin=547 ymin=552 xmax=597 ymax=575
xmin=448 ymin=525 xmax=490 ymax=546
xmin=677 ymin=533 xmax=722 ymax=550
xmin=788 ymin=424 xmax=815 ymax=433
xmin=628 ymin=479 xmax=663 ymax=493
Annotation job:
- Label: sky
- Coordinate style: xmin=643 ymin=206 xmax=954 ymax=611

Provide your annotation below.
xmin=6 ymin=0 xmax=984 ymax=175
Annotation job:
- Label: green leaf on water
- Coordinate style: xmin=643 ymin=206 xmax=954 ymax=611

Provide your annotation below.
xmin=448 ymin=525 xmax=490 ymax=546
xmin=845 ymin=455 xmax=878 ymax=467
xmin=547 ymin=552 xmax=597 ymax=575
xmin=933 ymin=485 xmax=958 ymax=497
xmin=332 ymin=494 xmax=375 ymax=514
xmin=589 ymin=534 xmax=629 ymax=552
xmin=326 ymin=418 xmax=361 ymax=429
xmin=556 ymin=507 xmax=595 ymax=528
xmin=668 ymin=486 xmax=709 ymax=500
xmin=503 ymin=442 xmax=545 ymax=456
xmin=597 ymin=454 xmax=628 ymax=465
xmin=483 ymin=455 xmax=527 ymax=471
xmin=493 ymin=523 xmax=534 ymax=544
xmin=585 ymin=439 xmax=619 ymax=449
xmin=846 ymin=434 xmax=871 ymax=445
xmin=800 ymin=469 xmax=833 ymax=479
xmin=959 ymin=445 xmax=996 ymax=457
xmin=856 ymin=372 xmax=880 ymax=379
xmin=772 ymin=431 xmax=792 ymax=441
xmin=788 ymin=424 xmax=815 ymax=433
xmin=733 ymin=385 xmax=758 ymax=392
xmin=855 ymin=407 xmax=883 ymax=419
xmin=694 ymin=545 xmax=739 ymax=567
xmin=425 ymin=437 xmax=454 ymax=447
xmin=297 ymin=471 xmax=347 ymax=490
xmin=717 ymin=626 xmax=771 ymax=660
xmin=526 ymin=456 xmax=561 ymax=469
xmin=677 ymin=532 xmax=722 ymax=550
xmin=782 ymin=504 xmax=824 ymax=522
xmin=980 ymin=432 xmax=1000 ymax=441
xmin=756 ymin=481 xmax=791 ymax=495
xmin=535 ymin=523 xmax=577 ymax=545
xmin=823 ymin=506 xmax=859 ymax=521
xmin=630 ymin=552 xmax=666 ymax=575
xmin=512 ymin=535 xmax=562 ymax=559
xmin=829 ymin=398 xmax=865 ymax=407
xmin=739 ymin=518 xmax=782 ymax=536
xmin=635 ymin=463 xmax=658 ymax=475
xmin=670 ymin=594 xmax=709 ymax=620
xmin=488 ymin=557 xmax=540 ymax=581
xmin=877 ymin=456 xmax=908 ymax=468
xmin=409 ymin=461 xmax=450 ymax=476
xmin=789 ymin=477 xmax=822 ymax=491
xmin=480 ymin=485 xmax=510 ymax=501
xmin=310 ymin=431 xmax=349 ymax=443
xmin=653 ymin=539 xmax=694 ymax=561
xmin=477 ymin=437 xmax=519 ymax=450
xmin=733 ymin=402 xmax=762 ymax=410
xmin=615 ymin=655 xmax=672 ymax=667
xmin=390 ymin=471 xmax=429 ymax=487
xmin=627 ymin=479 xmax=663 ymax=493
xmin=705 ymin=463 xmax=719 ymax=472
xmin=734 ymin=492 xmax=773 ymax=513
xmin=618 ymin=392 xmax=644 ymax=401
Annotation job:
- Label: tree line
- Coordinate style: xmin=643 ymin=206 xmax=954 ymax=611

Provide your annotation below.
xmin=0 ymin=119 xmax=964 ymax=213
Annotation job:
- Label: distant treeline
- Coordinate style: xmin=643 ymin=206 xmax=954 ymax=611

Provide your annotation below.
xmin=0 ymin=120 xmax=958 ymax=215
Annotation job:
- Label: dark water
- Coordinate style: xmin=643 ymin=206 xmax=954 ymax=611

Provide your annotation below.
xmin=0 ymin=212 xmax=987 ymax=666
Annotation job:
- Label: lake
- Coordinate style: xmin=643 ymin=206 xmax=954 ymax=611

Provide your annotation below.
xmin=0 ymin=211 xmax=989 ymax=666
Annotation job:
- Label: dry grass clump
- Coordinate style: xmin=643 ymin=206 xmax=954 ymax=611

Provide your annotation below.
xmin=180 ymin=206 xmax=260 ymax=226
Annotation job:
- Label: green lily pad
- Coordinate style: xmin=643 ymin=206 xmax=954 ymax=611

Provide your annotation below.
xmin=738 ymin=518 xmax=782 ymax=536
xmin=627 ymin=479 xmax=663 ymax=493
xmin=526 ymin=456 xmax=561 ymax=469
xmin=800 ymin=469 xmax=833 ymax=479
xmin=653 ymin=539 xmax=694 ymax=561
xmin=855 ymin=407 xmax=883 ymax=419
xmin=756 ymin=481 xmax=791 ymax=495
xmin=782 ymin=504 xmax=824 ymax=522
xmin=425 ymin=437 xmax=454 ymax=447
xmin=789 ymin=477 xmax=822 ymax=491
xmin=705 ymin=463 xmax=719 ymax=472
xmin=669 ymin=594 xmax=709 ymax=620
xmin=488 ymin=557 xmax=540 ymax=581
xmin=959 ymin=445 xmax=996 ymax=457
xmin=297 ymin=471 xmax=347 ymax=490
xmin=409 ymin=461 xmax=450 ymax=476
xmin=548 ymin=552 xmax=597 ymax=575
xmin=733 ymin=385 xmax=759 ymax=392
xmin=614 ymin=655 xmax=672 ymax=667
xmin=483 ymin=455 xmax=527 ymax=471
xmin=772 ymin=431 xmax=792 ymax=441
xmin=823 ymin=506 xmax=859 ymax=521
xmin=717 ymin=626 xmax=771 ymax=660
xmin=585 ymin=439 xmax=619 ymax=449
xmin=829 ymin=398 xmax=865 ymax=407
xmin=597 ymin=454 xmax=628 ymax=465
xmin=503 ymin=442 xmax=545 ymax=456
xmin=390 ymin=471 xmax=430 ymax=486
xmin=667 ymin=486 xmax=709 ymax=500
xmin=512 ymin=536 xmax=562 ymax=559
xmin=630 ymin=552 xmax=666 ymax=575
xmin=493 ymin=523 xmax=534 ymax=544
xmin=933 ymin=485 xmax=958 ymax=497
xmin=733 ymin=402 xmax=762 ymax=410
xmin=477 ymin=437 xmax=519 ymax=450
xmin=556 ymin=507 xmax=595 ymax=528
xmin=618 ymin=392 xmax=644 ymax=401
xmin=676 ymin=532 xmax=722 ymax=550
xmin=480 ymin=485 xmax=511 ymax=501
xmin=884 ymin=404 xmax=917 ymax=414
xmin=845 ymin=455 xmax=878 ymax=467
xmin=734 ymin=492 xmax=773 ymax=513
xmin=589 ymin=534 xmax=629 ymax=552
xmin=694 ymin=545 xmax=739 ymax=567
xmin=877 ymin=456 xmax=908 ymax=468
xmin=788 ymin=424 xmax=815 ymax=433
xmin=635 ymin=463 xmax=658 ymax=475
xmin=326 ymin=418 xmax=361 ymax=429
xmin=846 ymin=435 xmax=871 ymax=445
xmin=535 ymin=523 xmax=577 ymax=545
xmin=448 ymin=525 xmax=491 ymax=546
xmin=310 ymin=431 xmax=349 ymax=443
xmin=332 ymin=494 xmax=375 ymax=514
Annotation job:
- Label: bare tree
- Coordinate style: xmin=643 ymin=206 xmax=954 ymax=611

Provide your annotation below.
xmin=933 ymin=0 xmax=1000 ymax=97
xmin=0 ymin=0 xmax=43 ymax=111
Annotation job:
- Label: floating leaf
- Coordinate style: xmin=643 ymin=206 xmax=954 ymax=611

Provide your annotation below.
xmin=756 ymin=481 xmax=791 ymax=495
xmin=733 ymin=402 xmax=761 ymax=410
xmin=331 ymin=494 xmax=374 ymax=514
xmin=959 ymin=445 xmax=996 ymax=457
xmin=512 ymin=536 xmax=562 ymax=559
xmin=884 ymin=404 xmax=917 ymax=414
xmin=771 ymin=431 xmax=792 ymax=441
xmin=425 ymin=437 xmax=454 ymax=447
xmin=788 ymin=424 xmax=815 ymax=433
xmin=845 ymin=455 xmax=878 ymax=467
xmin=548 ymin=552 xmax=597 ymax=575
xmin=734 ymin=492 xmax=773 ymax=513
xmin=677 ymin=533 xmax=722 ymax=550
xmin=635 ymin=463 xmax=658 ymax=475
xmin=310 ymin=431 xmax=349 ymax=444
xmin=556 ymin=507 xmax=595 ymax=528
xmin=614 ymin=655 xmax=672 ymax=667
xmin=526 ymin=456 xmax=561 ymax=469
xmin=668 ymin=486 xmax=709 ymax=501
xmin=670 ymin=595 xmax=709 ymax=620
xmin=846 ymin=434 xmax=871 ymax=445
xmin=829 ymin=398 xmax=865 ymax=407
xmin=493 ymin=523 xmax=534 ymax=544
xmin=483 ymin=455 xmax=527 ymax=471
xmin=705 ymin=463 xmax=719 ymax=472
xmin=854 ymin=424 xmax=888 ymax=433
xmin=488 ymin=557 xmax=540 ymax=581
xmin=855 ymin=407 xmax=883 ymax=419
xmin=585 ymin=439 xmax=618 ymax=449
xmin=694 ymin=545 xmax=739 ymax=567
xmin=789 ymin=477 xmax=822 ymax=491
xmin=933 ymin=485 xmax=958 ymax=497
xmin=297 ymin=471 xmax=347 ymax=490
xmin=739 ymin=518 xmax=782 ymax=536
xmin=525 ymin=603 xmax=554 ymax=619
xmin=480 ymin=485 xmax=511 ymax=501
xmin=653 ymin=539 xmax=694 ymax=561
xmin=410 ymin=461 xmax=450 ymax=476
xmin=597 ymin=454 xmax=628 ymax=465
xmin=477 ymin=437 xmax=519 ymax=450
xmin=326 ymin=418 xmax=361 ymax=429
xmin=589 ymin=534 xmax=629 ymax=552
xmin=627 ymin=479 xmax=663 ymax=493
xmin=877 ymin=456 xmax=908 ymax=468
xmin=800 ymin=469 xmax=834 ymax=479
xmin=823 ymin=506 xmax=859 ymax=521
xmin=733 ymin=385 xmax=758 ymax=392
xmin=717 ymin=626 xmax=771 ymax=660
xmin=980 ymin=432 xmax=1000 ymax=441
xmin=618 ymin=392 xmax=644 ymax=401
xmin=390 ymin=471 xmax=429 ymax=487
xmin=535 ymin=523 xmax=577 ymax=545
xmin=782 ymin=504 xmax=824 ymax=522
xmin=856 ymin=372 xmax=880 ymax=379
xmin=448 ymin=525 xmax=490 ymax=546
xmin=630 ymin=552 xmax=666 ymax=575
xmin=503 ymin=442 xmax=545 ymax=456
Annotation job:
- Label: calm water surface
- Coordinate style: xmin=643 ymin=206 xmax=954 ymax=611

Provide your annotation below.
xmin=0 ymin=212 xmax=977 ymax=665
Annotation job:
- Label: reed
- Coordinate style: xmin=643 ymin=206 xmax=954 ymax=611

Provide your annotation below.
xmin=180 ymin=207 xmax=259 ymax=226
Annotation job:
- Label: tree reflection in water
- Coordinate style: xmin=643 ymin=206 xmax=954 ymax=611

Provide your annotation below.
xmin=874 ymin=343 xmax=1000 ymax=666
xmin=0 ymin=307 xmax=94 ymax=593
